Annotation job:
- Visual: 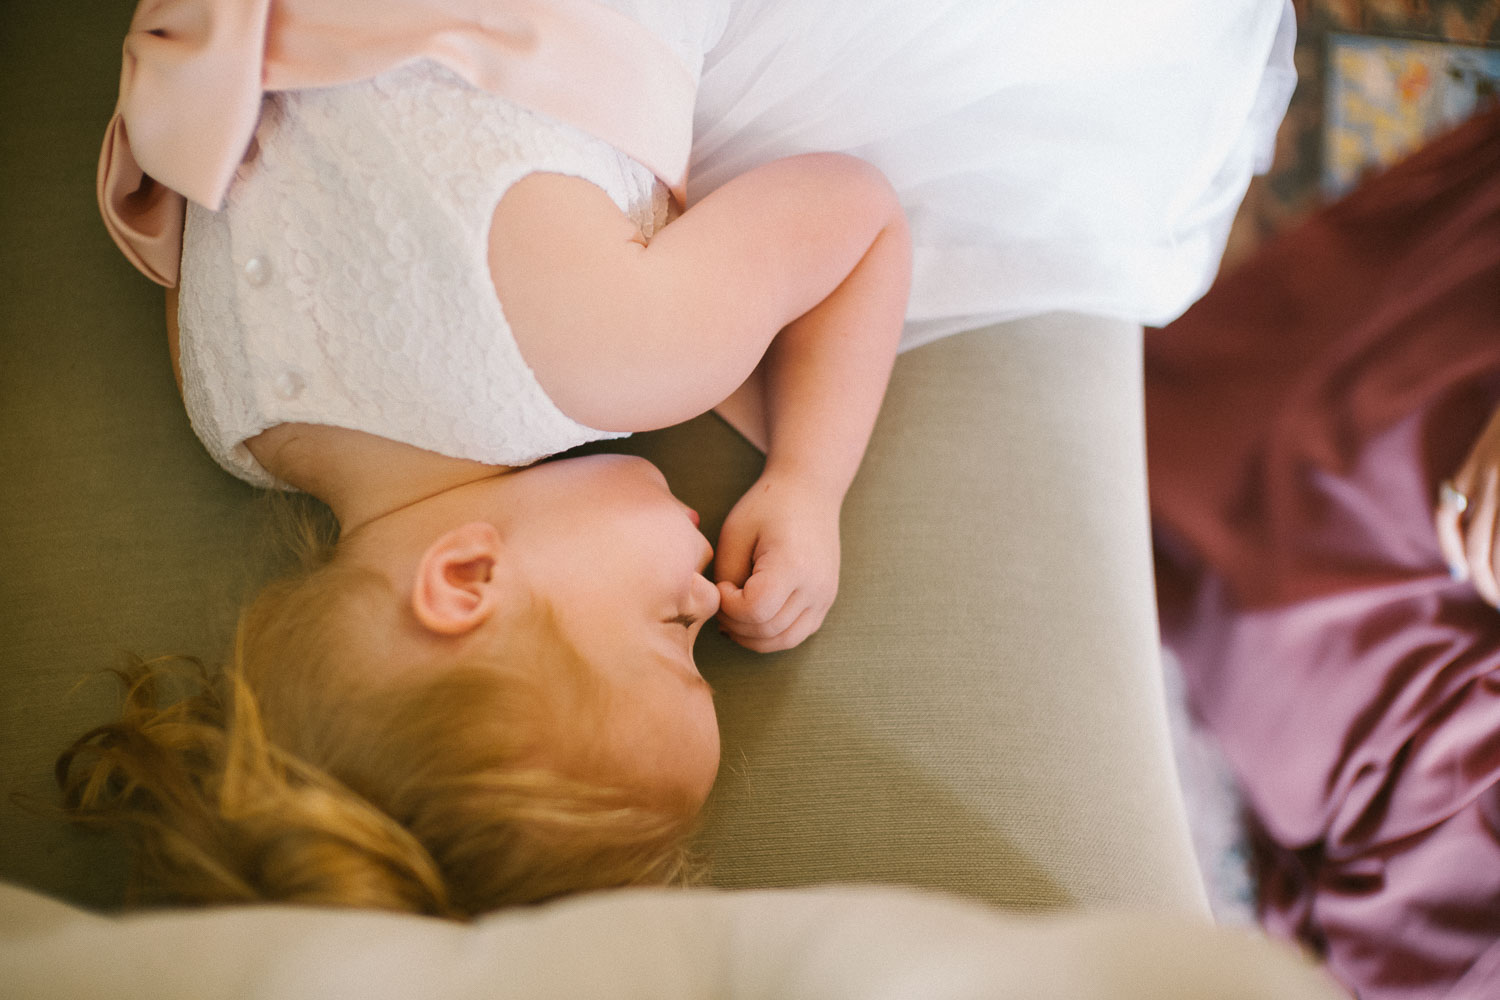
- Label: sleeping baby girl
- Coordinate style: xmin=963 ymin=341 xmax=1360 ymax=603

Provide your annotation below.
xmin=63 ymin=0 xmax=1295 ymax=919
xmin=59 ymin=1 xmax=908 ymax=915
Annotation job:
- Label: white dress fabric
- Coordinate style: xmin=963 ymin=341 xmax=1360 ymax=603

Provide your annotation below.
xmin=179 ymin=0 xmax=1296 ymax=486
xmin=693 ymin=0 xmax=1298 ymax=349
xmin=178 ymin=61 xmax=667 ymax=488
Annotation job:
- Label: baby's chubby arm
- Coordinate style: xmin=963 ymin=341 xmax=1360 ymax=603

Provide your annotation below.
xmin=709 ymin=167 xmax=910 ymax=652
xmin=491 ymin=153 xmax=907 ymax=436
xmin=490 ymin=154 xmax=910 ymax=650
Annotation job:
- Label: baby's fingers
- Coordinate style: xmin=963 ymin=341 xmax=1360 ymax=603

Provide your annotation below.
xmin=713 ymin=522 xmax=757 ymax=589
xmin=718 ymin=586 xmax=806 ymax=640
xmin=716 ymin=569 xmax=796 ymax=630
xmin=723 ymin=605 xmax=826 ymax=654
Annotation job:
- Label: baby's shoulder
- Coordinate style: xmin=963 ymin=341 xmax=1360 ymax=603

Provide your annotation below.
xmin=488 ymin=172 xmax=658 ymax=426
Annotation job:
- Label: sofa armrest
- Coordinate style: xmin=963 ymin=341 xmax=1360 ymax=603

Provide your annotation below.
xmin=617 ymin=313 xmax=1205 ymax=912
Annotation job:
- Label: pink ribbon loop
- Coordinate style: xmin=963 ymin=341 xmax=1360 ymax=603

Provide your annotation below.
xmin=98 ymin=0 xmax=696 ymax=287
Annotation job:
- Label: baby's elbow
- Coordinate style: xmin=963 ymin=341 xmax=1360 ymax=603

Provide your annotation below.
xmin=799 ymin=152 xmax=903 ymax=223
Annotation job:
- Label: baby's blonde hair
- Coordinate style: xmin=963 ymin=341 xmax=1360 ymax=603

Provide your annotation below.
xmin=55 ymin=506 xmax=699 ymax=917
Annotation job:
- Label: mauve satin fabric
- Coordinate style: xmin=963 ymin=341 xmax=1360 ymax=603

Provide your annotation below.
xmin=1149 ymin=105 xmax=1500 ymax=999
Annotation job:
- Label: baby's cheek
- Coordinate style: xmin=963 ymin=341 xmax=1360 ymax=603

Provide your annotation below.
xmin=589 ymin=676 xmax=720 ymax=809
xmin=665 ymin=689 xmax=721 ymax=809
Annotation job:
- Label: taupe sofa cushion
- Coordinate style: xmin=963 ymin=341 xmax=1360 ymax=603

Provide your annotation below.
xmin=620 ymin=316 xmax=1204 ymax=912
xmin=1 ymin=304 xmax=1202 ymax=916
xmin=0 ymin=3 xmax=1351 ymax=994
xmin=0 ymin=1 xmax=1200 ymax=915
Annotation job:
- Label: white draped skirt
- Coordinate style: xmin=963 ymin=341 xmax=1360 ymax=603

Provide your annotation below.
xmin=689 ymin=0 xmax=1298 ymax=349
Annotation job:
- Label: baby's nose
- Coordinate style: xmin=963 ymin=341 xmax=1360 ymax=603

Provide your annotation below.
xmin=695 ymin=573 xmax=722 ymax=617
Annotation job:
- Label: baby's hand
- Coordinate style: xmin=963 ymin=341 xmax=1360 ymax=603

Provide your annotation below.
xmin=714 ymin=473 xmax=841 ymax=653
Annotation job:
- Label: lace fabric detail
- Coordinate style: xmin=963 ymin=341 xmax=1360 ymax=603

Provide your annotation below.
xmin=178 ymin=60 xmax=668 ymax=488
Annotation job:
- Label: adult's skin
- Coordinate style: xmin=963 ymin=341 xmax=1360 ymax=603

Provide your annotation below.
xmin=1437 ymin=405 xmax=1500 ymax=604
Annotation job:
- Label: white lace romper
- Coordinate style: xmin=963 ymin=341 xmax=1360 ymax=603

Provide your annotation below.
xmin=177 ymin=59 xmax=669 ymax=489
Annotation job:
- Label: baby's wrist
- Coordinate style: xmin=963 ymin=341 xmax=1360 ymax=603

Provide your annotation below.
xmin=758 ymin=461 xmax=847 ymax=514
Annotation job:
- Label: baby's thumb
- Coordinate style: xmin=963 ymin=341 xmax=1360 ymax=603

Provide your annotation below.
xmin=716 ymin=578 xmax=747 ymax=618
xmin=714 ymin=522 xmax=757 ymax=587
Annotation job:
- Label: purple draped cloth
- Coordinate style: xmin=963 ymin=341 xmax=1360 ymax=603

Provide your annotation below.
xmin=1148 ymin=105 xmax=1500 ymax=999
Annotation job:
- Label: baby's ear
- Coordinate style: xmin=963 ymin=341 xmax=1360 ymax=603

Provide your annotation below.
xmin=411 ymin=521 xmax=506 ymax=636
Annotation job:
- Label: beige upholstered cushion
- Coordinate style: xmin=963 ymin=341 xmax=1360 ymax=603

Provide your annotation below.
xmin=0 ymin=882 xmax=1341 ymax=1000
xmin=0 ymin=4 xmax=1339 ymax=993
xmin=619 ymin=317 xmax=1204 ymax=912
xmin=1 ymin=0 xmax=1198 ymax=920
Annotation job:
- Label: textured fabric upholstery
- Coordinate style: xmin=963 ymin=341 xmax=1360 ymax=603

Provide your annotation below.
xmin=614 ymin=316 xmax=1205 ymax=912
xmin=0 ymin=882 xmax=1343 ymax=1000
xmin=0 ymin=2 xmax=1201 ymax=916
xmin=0 ymin=2 xmax=1344 ymax=992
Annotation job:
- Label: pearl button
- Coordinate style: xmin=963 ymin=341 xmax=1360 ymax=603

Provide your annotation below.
xmin=273 ymin=371 xmax=304 ymax=400
xmin=243 ymin=256 xmax=270 ymax=287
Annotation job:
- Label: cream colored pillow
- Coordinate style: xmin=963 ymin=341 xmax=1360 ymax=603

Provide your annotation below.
xmin=0 ymin=881 xmax=1340 ymax=1000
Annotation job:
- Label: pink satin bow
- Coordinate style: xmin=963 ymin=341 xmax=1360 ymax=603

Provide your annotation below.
xmin=98 ymin=0 xmax=696 ymax=286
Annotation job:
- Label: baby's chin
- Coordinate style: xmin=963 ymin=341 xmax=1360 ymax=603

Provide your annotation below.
xmin=575 ymin=716 xmax=722 ymax=816
xmin=629 ymin=737 xmax=721 ymax=815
